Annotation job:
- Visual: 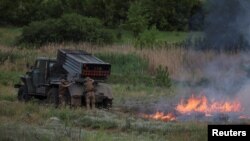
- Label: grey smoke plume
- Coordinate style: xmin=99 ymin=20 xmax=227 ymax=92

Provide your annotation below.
xmin=200 ymin=54 xmax=248 ymax=97
xmin=198 ymin=0 xmax=250 ymax=51
xmin=134 ymin=52 xmax=250 ymax=120
xmin=136 ymin=0 xmax=250 ymax=120
xmin=179 ymin=52 xmax=250 ymax=117
xmin=184 ymin=0 xmax=250 ymax=116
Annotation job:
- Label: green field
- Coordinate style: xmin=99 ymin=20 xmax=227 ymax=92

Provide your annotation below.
xmin=0 ymin=27 xmax=22 ymax=46
xmin=112 ymin=29 xmax=190 ymax=44
xmin=0 ymin=26 xmax=191 ymax=46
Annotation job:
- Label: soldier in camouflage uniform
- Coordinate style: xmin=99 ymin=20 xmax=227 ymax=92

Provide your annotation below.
xmin=59 ymin=79 xmax=72 ymax=106
xmin=84 ymin=77 xmax=95 ymax=110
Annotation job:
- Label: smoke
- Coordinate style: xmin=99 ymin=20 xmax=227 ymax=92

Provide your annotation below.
xmin=135 ymin=0 xmax=250 ymax=120
xmin=200 ymin=54 xmax=248 ymax=97
xmin=135 ymin=51 xmax=250 ymax=120
xmin=237 ymin=81 xmax=250 ymax=115
xmin=176 ymin=52 xmax=250 ymax=117
xmin=194 ymin=0 xmax=250 ymax=116
xmin=192 ymin=0 xmax=250 ymax=51
xmin=168 ymin=0 xmax=250 ymax=117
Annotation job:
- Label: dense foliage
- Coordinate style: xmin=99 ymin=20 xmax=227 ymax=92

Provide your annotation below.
xmin=19 ymin=14 xmax=114 ymax=45
xmin=0 ymin=0 xmax=203 ymax=31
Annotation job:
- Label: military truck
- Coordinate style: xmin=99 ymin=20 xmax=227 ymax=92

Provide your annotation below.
xmin=14 ymin=49 xmax=113 ymax=108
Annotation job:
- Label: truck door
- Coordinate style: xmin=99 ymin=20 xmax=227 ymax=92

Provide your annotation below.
xmin=33 ymin=60 xmax=47 ymax=94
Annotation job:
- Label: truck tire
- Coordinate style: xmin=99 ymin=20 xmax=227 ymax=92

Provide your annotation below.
xmin=17 ymin=86 xmax=31 ymax=102
xmin=103 ymin=98 xmax=112 ymax=109
xmin=47 ymin=88 xmax=59 ymax=107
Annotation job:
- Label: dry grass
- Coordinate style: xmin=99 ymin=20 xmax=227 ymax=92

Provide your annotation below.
xmin=137 ymin=47 xmax=185 ymax=77
xmin=0 ymin=43 xmax=237 ymax=82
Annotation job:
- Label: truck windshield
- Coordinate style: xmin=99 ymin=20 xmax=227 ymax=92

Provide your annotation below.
xmin=35 ymin=60 xmax=46 ymax=71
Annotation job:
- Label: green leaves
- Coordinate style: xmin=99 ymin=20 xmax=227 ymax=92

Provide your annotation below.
xmin=155 ymin=65 xmax=172 ymax=87
xmin=19 ymin=14 xmax=114 ymax=46
xmin=135 ymin=26 xmax=159 ymax=49
xmin=126 ymin=1 xmax=149 ymax=37
xmin=0 ymin=0 xmax=203 ymax=31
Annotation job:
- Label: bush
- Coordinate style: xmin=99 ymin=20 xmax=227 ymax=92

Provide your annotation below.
xmin=135 ymin=26 xmax=159 ymax=49
xmin=20 ymin=19 xmax=61 ymax=45
xmin=19 ymin=13 xmax=114 ymax=46
xmin=125 ymin=1 xmax=149 ymax=37
xmin=155 ymin=65 xmax=171 ymax=88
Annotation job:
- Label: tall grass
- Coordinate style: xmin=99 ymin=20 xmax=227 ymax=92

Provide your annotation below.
xmin=0 ymin=43 xmax=223 ymax=84
xmin=96 ymin=53 xmax=148 ymax=75
xmin=3 ymin=43 xmax=243 ymax=88
xmin=95 ymin=53 xmax=156 ymax=85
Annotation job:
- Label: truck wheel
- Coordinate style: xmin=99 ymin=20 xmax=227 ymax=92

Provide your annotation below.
xmin=64 ymin=91 xmax=71 ymax=105
xmin=47 ymin=88 xmax=59 ymax=107
xmin=103 ymin=98 xmax=112 ymax=109
xmin=18 ymin=86 xmax=30 ymax=102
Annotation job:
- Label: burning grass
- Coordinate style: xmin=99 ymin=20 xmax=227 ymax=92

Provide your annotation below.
xmin=176 ymin=95 xmax=242 ymax=115
xmin=141 ymin=94 xmax=247 ymax=123
xmin=142 ymin=112 xmax=176 ymax=122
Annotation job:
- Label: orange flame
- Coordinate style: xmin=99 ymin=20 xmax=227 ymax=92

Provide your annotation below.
xmin=142 ymin=95 xmax=244 ymax=122
xmin=143 ymin=112 xmax=176 ymax=122
xmin=176 ymin=95 xmax=242 ymax=115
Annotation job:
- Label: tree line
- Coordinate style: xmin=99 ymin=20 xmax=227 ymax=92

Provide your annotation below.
xmin=0 ymin=0 xmax=203 ymax=31
xmin=0 ymin=0 xmax=204 ymax=46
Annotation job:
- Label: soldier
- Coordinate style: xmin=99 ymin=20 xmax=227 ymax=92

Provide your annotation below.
xmin=84 ymin=77 xmax=95 ymax=110
xmin=59 ymin=79 xmax=72 ymax=107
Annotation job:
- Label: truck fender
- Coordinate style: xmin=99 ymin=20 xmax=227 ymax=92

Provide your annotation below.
xmin=95 ymin=83 xmax=113 ymax=99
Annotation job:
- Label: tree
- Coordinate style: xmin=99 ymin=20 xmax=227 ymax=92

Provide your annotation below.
xmin=126 ymin=1 xmax=149 ymax=37
xmin=135 ymin=26 xmax=159 ymax=49
xmin=143 ymin=0 xmax=202 ymax=31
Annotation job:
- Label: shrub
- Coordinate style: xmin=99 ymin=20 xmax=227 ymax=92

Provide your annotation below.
xmin=135 ymin=26 xmax=159 ymax=49
xmin=19 ymin=13 xmax=114 ymax=46
xmin=20 ymin=19 xmax=62 ymax=45
xmin=155 ymin=65 xmax=171 ymax=88
xmin=125 ymin=1 xmax=149 ymax=37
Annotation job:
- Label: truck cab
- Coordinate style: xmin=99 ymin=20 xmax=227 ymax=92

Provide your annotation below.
xmin=31 ymin=58 xmax=57 ymax=94
xmin=17 ymin=58 xmax=57 ymax=99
